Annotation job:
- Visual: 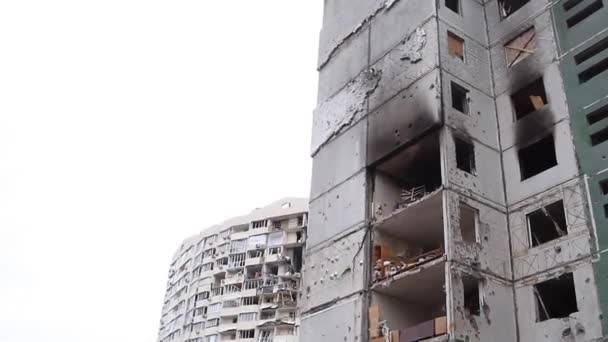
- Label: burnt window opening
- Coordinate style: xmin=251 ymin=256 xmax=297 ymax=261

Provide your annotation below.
xmin=534 ymin=273 xmax=578 ymax=322
xmin=455 ymin=137 xmax=476 ymax=175
xmin=579 ymin=56 xmax=608 ymax=84
xmin=587 ymin=103 xmax=608 ymax=125
xmin=574 ymin=36 xmax=608 ymax=65
xmin=564 ymin=0 xmax=585 ymax=11
xmin=527 ymin=200 xmax=568 ymax=247
xmin=460 ymin=203 xmax=478 ymax=243
xmin=591 ymin=126 xmax=608 ymax=146
xmin=445 ymin=0 xmax=461 ymax=13
xmin=499 ymin=0 xmax=530 ymax=18
xmin=372 ymin=133 xmax=442 ymax=216
xmin=505 ymin=27 xmax=537 ymax=67
xmin=518 ymin=134 xmax=558 ymax=180
xmin=448 ymin=31 xmax=465 ymax=61
xmin=567 ymin=0 xmax=603 ymax=28
xmin=511 ymin=78 xmax=547 ymax=120
xmin=600 ymin=179 xmax=608 ymax=195
xmin=451 ymin=82 xmax=469 ymax=114
xmin=463 ymin=275 xmax=481 ymax=316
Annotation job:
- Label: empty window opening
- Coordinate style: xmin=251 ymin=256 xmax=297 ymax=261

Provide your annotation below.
xmin=499 ymin=0 xmax=530 ymax=18
xmin=292 ymin=247 xmax=303 ymax=272
xmin=527 ymin=200 xmax=567 ymax=247
xmin=518 ymin=135 xmax=558 ymax=180
xmin=463 ymin=275 xmax=481 ymax=316
xmin=460 ymin=203 xmax=478 ymax=243
xmin=600 ymin=179 xmax=608 ymax=195
xmin=451 ymin=82 xmax=469 ymax=114
xmin=604 ymin=204 xmax=608 ymax=217
xmin=564 ymin=0 xmax=585 ymax=11
xmin=445 ymin=0 xmax=460 ymax=13
xmin=575 ymin=36 xmax=608 ymax=65
xmin=534 ymin=273 xmax=578 ymax=322
xmin=455 ymin=137 xmax=476 ymax=175
xmin=591 ymin=126 xmax=608 ymax=146
xmin=587 ymin=103 xmax=608 ymax=125
xmin=511 ymin=78 xmax=547 ymax=120
xmin=579 ymin=56 xmax=608 ymax=84
xmin=567 ymin=0 xmax=603 ymax=28
xmin=448 ymin=31 xmax=465 ymax=61
xmin=505 ymin=27 xmax=537 ymax=67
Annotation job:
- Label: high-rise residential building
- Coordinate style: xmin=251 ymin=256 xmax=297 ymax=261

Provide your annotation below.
xmin=157 ymin=198 xmax=307 ymax=342
xmin=304 ymin=1 xmax=608 ymax=341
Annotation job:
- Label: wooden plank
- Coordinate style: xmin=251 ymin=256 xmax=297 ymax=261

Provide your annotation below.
xmin=369 ymin=305 xmax=380 ymax=338
xmin=434 ymin=316 xmax=448 ymax=335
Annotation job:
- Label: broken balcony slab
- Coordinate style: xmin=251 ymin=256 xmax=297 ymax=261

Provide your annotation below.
xmin=372 ymin=257 xmax=446 ymax=299
xmin=373 ymin=188 xmax=443 ymax=243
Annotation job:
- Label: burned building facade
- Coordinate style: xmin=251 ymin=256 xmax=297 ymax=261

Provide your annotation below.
xmin=304 ymin=1 xmax=608 ymax=341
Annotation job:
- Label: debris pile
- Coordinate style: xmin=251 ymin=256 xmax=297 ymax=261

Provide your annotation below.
xmin=373 ymin=247 xmax=443 ymax=282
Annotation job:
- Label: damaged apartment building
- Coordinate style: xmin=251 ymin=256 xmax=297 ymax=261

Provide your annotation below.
xmin=304 ymin=0 xmax=608 ymax=342
xmin=157 ymin=198 xmax=307 ymax=342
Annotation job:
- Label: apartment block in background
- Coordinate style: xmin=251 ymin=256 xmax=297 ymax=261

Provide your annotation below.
xmin=157 ymin=198 xmax=307 ymax=342
xmin=304 ymin=1 xmax=608 ymax=341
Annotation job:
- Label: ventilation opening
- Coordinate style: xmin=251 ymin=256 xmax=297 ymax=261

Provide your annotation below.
xmin=579 ymin=56 xmax=608 ymax=84
xmin=591 ymin=126 xmax=608 ymax=146
xmin=587 ymin=103 xmax=608 ymax=125
xmin=600 ymin=179 xmax=608 ymax=195
xmin=567 ymin=0 xmax=603 ymax=28
xmin=448 ymin=31 xmax=465 ymax=61
xmin=527 ymin=200 xmax=567 ymax=247
xmin=460 ymin=203 xmax=478 ymax=243
xmin=505 ymin=27 xmax=537 ymax=67
xmin=455 ymin=137 xmax=476 ymax=175
xmin=574 ymin=36 xmax=608 ymax=65
xmin=499 ymin=0 xmax=530 ymax=18
xmin=451 ymin=82 xmax=469 ymax=114
xmin=564 ymin=0 xmax=585 ymax=11
xmin=511 ymin=77 xmax=547 ymax=120
xmin=534 ymin=273 xmax=578 ymax=322
xmin=518 ymin=134 xmax=558 ymax=180
xmin=463 ymin=275 xmax=481 ymax=316
xmin=446 ymin=0 xmax=460 ymax=13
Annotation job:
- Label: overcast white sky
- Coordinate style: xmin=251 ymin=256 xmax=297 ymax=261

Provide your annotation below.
xmin=0 ymin=1 xmax=321 ymax=341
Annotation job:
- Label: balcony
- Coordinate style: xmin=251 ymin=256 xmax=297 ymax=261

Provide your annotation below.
xmin=223 ymin=274 xmax=244 ymax=286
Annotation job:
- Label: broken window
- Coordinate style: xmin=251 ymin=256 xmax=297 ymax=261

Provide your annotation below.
xmin=528 ymin=200 xmax=567 ymax=247
xmin=600 ymin=178 xmax=608 ymax=195
xmin=463 ymin=275 xmax=481 ymax=316
xmin=238 ymin=330 xmax=255 ymax=339
xmin=451 ymin=82 xmax=469 ymax=114
xmin=460 ymin=203 xmax=478 ymax=243
xmin=448 ymin=31 xmax=465 ymax=61
xmin=590 ymin=126 xmax=608 ymax=146
xmin=505 ymin=27 xmax=536 ymax=67
xmin=567 ymin=0 xmax=603 ymax=28
xmin=511 ymin=77 xmax=547 ymax=120
xmin=445 ymin=0 xmax=460 ymax=13
xmin=455 ymin=137 xmax=476 ymax=175
xmin=499 ymin=0 xmax=530 ymax=18
xmin=534 ymin=273 xmax=578 ymax=321
xmin=518 ymin=134 xmax=558 ymax=180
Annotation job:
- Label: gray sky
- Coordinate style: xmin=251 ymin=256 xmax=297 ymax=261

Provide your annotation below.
xmin=0 ymin=1 xmax=321 ymax=341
